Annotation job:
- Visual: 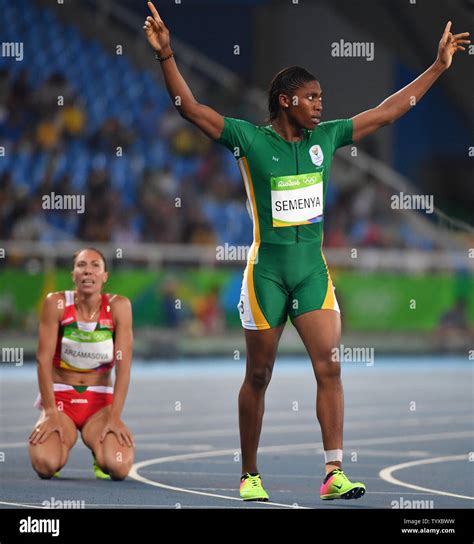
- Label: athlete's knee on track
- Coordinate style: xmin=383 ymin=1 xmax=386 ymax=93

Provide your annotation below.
xmin=314 ymin=355 xmax=341 ymax=384
xmin=31 ymin=454 xmax=62 ymax=479
xmin=95 ymin=442 xmax=133 ymax=481
xmin=108 ymin=463 xmax=131 ymax=481
xmin=246 ymin=365 xmax=273 ymax=390
xmin=97 ymin=455 xmax=132 ymax=481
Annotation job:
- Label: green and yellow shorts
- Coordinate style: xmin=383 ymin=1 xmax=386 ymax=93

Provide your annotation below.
xmin=237 ymin=241 xmax=340 ymax=330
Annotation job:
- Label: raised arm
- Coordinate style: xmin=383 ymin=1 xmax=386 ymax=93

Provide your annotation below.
xmin=352 ymin=21 xmax=470 ymax=142
xmin=143 ymin=1 xmax=224 ymax=140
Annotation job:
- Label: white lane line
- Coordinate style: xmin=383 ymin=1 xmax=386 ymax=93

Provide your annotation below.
xmin=132 ymin=417 xmax=473 ymax=440
xmin=0 ymin=500 xmax=46 ymax=509
xmin=0 ymin=442 xmax=214 ymax=452
xmin=0 ymin=442 xmax=25 ymax=448
xmin=130 ymin=430 xmax=473 ymax=507
xmin=3 ymin=431 xmax=471 ymax=508
xmin=2 ymin=429 xmax=472 ymax=452
xmin=0 ymin=502 xmax=254 ymax=509
xmin=4 ymin=413 xmax=472 ymax=436
xmin=130 ymin=468 xmax=306 ymax=508
xmin=130 ymin=449 xmax=307 ymax=509
xmin=122 ymin=408 xmax=473 ymax=427
xmin=379 ymin=455 xmax=474 ymax=500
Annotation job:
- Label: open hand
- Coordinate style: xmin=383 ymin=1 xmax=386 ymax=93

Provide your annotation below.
xmin=100 ymin=417 xmax=134 ymax=447
xmin=29 ymin=413 xmax=65 ymax=445
xmin=436 ymin=21 xmax=470 ymax=70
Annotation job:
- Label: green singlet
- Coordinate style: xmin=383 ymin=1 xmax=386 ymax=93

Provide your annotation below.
xmin=214 ymin=117 xmax=353 ymax=329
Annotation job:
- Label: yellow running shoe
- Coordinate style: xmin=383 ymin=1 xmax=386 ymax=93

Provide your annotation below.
xmin=240 ymin=473 xmax=269 ymax=501
xmin=92 ymin=455 xmax=111 ymax=480
xmin=320 ymin=468 xmax=366 ymax=500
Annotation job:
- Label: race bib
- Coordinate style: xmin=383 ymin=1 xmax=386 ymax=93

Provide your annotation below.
xmin=271 ymin=172 xmax=323 ymax=227
xmin=61 ymin=328 xmax=114 ymax=370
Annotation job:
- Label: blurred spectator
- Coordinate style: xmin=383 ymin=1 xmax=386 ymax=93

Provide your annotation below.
xmin=158 ymin=103 xmax=187 ymax=140
xmin=36 ymin=114 xmax=62 ymax=151
xmin=325 ymin=212 xmax=349 ymax=247
xmin=140 ymin=165 xmax=179 ymax=199
xmin=61 ymin=96 xmax=86 ymax=138
xmin=436 ymin=298 xmax=474 ymax=351
xmin=32 ymin=73 xmax=74 ymax=118
xmin=137 ymin=100 xmax=159 ymax=140
xmin=111 ymin=209 xmax=140 ymax=243
xmin=8 ymin=69 xmax=32 ymax=112
xmin=194 ymin=285 xmax=225 ymax=335
xmin=86 ymin=168 xmax=111 ymax=200
xmin=0 ymin=69 xmax=10 ymax=119
xmin=182 ymin=208 xmax=216 ymax=245
xmin=1 ymin=107 xmax=28 ymax=144
xmin=0 ymin=173 xmax=17 ymax=238
xmin=161 ymin=279 xmax=181 ymax=328
xmin=11 ymin=199 xmax=50 ymax=241
xmin=89 ymin=117 xmax=134 ymax=154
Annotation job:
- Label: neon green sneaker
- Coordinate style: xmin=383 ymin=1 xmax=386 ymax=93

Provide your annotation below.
xmin=240 ymin=472 xmax=269 ymax=502
xmin=320 ymin=468 xmax=366 ymax=500
xmin=92 ymin=455 xmax=111 ymax=480
xmin=53 ymin=471 xmax=61 ymax=478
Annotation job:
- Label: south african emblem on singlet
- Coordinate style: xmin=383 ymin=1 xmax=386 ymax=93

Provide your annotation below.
xmin=309 ymin=144 xmax=324 ymax=166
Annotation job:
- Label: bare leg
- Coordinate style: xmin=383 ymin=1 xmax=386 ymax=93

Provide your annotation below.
xmin=81 ymin=406 xmax=134 ymax=481
xmin=292 ymin=309 xmax=343 ymax=474
xmin=29 ymin=412 xmax=77 ymax=479
xmin=239 ymin=325 xmax=285 ymax=474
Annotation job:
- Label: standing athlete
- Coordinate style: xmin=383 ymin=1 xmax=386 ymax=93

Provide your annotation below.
xmin=29 ymin=248 xmax=135 ymax=481
xmin=143 ymin=3 xmax=469 ymax=501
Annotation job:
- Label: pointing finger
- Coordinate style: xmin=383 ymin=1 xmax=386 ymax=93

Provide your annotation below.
xmin=442 ymin=20 xmax=452 ymax=38
xmin=147 ymin=1 xmax=162 ymax=23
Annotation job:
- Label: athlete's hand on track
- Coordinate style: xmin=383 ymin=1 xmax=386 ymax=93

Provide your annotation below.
xmin=29 ymin=413 xmax=65 ymax=445
xmin=143 ymin=1 xmax=171 ymax=54
xmin=100 ymin=417 xmax=134 ymax=447
xmin=436 ymin=21 xmax=470 ymax=70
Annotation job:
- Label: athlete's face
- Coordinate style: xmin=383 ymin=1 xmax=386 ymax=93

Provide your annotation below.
xmin=72 ymin=249 xmax=108 ymax=295
xmin=285 ymin=80 xmax=323 ymax=130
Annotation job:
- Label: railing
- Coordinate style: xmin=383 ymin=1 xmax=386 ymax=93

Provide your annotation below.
xmin=1 ymin=241 xmax=471 ymax=272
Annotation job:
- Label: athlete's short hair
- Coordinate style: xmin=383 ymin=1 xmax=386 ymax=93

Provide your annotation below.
xmin=266 ymin=66 xmax=318 ymax=122
xmin=73 ymin=247 xmax=108 ymax=272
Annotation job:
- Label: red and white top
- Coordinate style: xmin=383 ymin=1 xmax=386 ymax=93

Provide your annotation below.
xmin=53 ymin=291 xmax=116 ymax=373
